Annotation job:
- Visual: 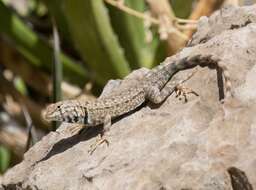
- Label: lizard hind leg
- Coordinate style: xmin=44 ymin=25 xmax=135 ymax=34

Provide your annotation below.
xmin=88 ymin=115 xmax=111 ymax=155
xmin=146 ymin=70 xmax=198 ymax=104
xmin=146 ymin=85 xmax=175 ymax=104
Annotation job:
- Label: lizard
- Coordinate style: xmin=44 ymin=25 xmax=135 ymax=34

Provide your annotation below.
xmin=43 ymin=54 xmax=232 ymax=153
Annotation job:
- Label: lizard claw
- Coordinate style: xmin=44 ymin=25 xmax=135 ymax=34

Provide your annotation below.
xmin=88 ymin=134 xmax=109 ymax=155
xmin=175 ymin=84 xmax=199 ymax=103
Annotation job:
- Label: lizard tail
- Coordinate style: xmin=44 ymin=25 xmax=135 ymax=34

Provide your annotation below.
xmin=191 ymin=54 xmax=233 ymax=98
xmin=172 ymin=54 xmax=232 ymax=98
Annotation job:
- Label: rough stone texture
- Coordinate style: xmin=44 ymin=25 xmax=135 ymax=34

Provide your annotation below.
xmin=1 ymin=5 xmax=256 ymax=190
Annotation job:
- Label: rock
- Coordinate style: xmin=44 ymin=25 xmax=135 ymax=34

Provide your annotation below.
xmin=2 ymin=5 xmax=256 ymax=190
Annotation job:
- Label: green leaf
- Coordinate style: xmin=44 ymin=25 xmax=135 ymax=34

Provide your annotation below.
xmin=63 ymin=0 xmax=131 ymax=84
xmin=14 ymin=77 xmax=28 ymax=95
xmin=0 ymin=1 xmax=88 ymax=86
xmin=107 ymin=0 xmax=159 ymax=69
xmin=170 ymin=0 xmax=193 ymax=18
xmin=43 ymin=0 xmax=71 ymax=41
xmin=0 ymin=146 xmax=11 ymax=174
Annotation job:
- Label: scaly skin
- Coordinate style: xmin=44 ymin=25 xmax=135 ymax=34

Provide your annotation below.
xmin=43 ymin=54 xmax=232 ymax=128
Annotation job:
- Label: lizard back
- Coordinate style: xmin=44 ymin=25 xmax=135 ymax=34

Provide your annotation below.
xmin=87 ymin=87 xmax=146 ymax=125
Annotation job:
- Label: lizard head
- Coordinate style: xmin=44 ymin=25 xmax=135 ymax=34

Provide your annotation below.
xmin=43 ymin=100 xmax=88 ymax=124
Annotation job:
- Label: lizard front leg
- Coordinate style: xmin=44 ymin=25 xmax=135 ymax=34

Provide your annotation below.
xmin=88 ymin=115 xmax=111 ymax=155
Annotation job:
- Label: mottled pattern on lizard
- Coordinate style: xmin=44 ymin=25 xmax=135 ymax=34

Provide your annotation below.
xmin=43 ymin=54 xmax=232 ymax=129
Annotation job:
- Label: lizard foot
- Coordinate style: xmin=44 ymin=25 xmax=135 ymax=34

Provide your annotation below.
xmin=88 ymin=134 xmax=109 ymax=155
xmin=175 ymin=84 xmax=199 ymax=103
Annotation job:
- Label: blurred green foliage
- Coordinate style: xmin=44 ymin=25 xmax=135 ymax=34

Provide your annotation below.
xmin=107 ymin=0 xmax=159 ymax=69
xmin=14 ymin=77 xmax=28 ymax=95
xmin=0 ymin=146 xmax=11 ymax=174
xmin=64 ymin=0 xmax=131 ymax=84
xmin=0 ymin=0 xmax=168 ymax=86
xmin=0 ymin=0 xmax=89 ymax=86
xmin=171 ymin=0 xmax=194 ymax=18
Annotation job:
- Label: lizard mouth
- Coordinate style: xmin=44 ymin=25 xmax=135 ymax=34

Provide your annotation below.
xmin=42 ymin=103 xmax=60 ymax=122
